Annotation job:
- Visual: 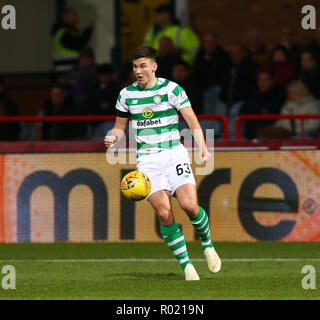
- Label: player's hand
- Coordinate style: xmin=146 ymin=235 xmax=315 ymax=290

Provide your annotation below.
xmin=104 ymin=135 xmax=118 ymax=148
xmin=199 ymin=148 xmax=211 ymax=163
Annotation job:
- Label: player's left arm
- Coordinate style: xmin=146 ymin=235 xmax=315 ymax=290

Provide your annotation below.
xmin=180 ymin=107 xmax=211 ymax=163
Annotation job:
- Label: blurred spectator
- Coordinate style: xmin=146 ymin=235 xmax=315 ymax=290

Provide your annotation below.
xmin=84 ymin=63 xmax=119 ymax=138
xmin=306 ymin=27 xmax=320 ymax=63
xmin=259 ymin=45 xmax=296 ymax=90
xmin=58 ymin=46 xmax=98 ymax=107
xmin=171 ymin=60 xmax=203 ymax=114
xmin=143 ymin=4 xmax=200 ymax=65
xmin=120 ymin=62 xmax=136 ymax=88
xmin=51 ymin=7 xmax=94 ymax=75
xmin=220 ymin=44 xmax=258 ymax=107
xmin=40 ymin=85 xmax=86 ymax=140
xmin=193 ymin=32 xmax=231 ymax=90
xmin=278 ymin=26 xmax=302 ymax=68
xmin=0 ymin=76 xmax=20 ymax=141
xmin=215 ymin=44 xmax=258 ymax=138
xmin=157 ymin=37 xmax=181 ymax=80
xmin=299 ymin=49 xmax=320 ymax=99
xmin=240 ymin=71 xmax=286 ymax=139
xmin=246 ymin=29 xmax=270 ymax=66
xmin=257 ymin=81 xmax=320 ymax=139
xmin=193 ymin=33 xmax=231 ymax=137
xmin=85 ymin=63 xmax=119 ymax=115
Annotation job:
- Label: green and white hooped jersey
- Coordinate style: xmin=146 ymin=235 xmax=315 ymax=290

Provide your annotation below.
xmin=116 ymin=78 xmax=192 ymax=157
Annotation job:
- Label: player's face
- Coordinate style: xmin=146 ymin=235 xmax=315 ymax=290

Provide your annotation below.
xmin=132 ymin=58 xmax=157 ymax=88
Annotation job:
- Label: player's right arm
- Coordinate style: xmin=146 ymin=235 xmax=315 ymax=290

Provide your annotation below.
xmin=169 ymin=82 xmax=211 ymax=163
xmin=104 ymin=89 xmax=130 ymax=148
xmin=104 ymin=116 xmax=129 ymax=148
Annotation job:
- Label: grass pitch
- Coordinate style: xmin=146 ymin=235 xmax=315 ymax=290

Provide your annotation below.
xmin=0 ymin=242 xmax=319 ymax=300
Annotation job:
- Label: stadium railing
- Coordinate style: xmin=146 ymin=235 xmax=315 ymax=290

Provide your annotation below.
xmin=0 ymin=114 xmax=229 ymax=141
xmin=235 ymin=114 xmax=320 ymax=140
xmin=1 ymin=114 xmax=320 ymax=141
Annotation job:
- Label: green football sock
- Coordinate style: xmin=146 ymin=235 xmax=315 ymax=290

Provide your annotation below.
xmin=190 ymin=207 xmax=214 ymax=250
xmin=160 ymin=222 xmax=192 ymax=270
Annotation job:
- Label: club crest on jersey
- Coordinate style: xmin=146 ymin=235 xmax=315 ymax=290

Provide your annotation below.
xmin=152 ymin=95 xmax=162 ymax=104
xmin=179 ymin=91 xmax=187 ymax=100
xmin=142 ymin=107 xmax=153 ymax=119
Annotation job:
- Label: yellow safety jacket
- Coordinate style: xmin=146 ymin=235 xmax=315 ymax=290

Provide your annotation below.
xmin=144 ymin=24 xmax=200 ymax=65
xmin=52 ymin=27 xmax=79 ymax=60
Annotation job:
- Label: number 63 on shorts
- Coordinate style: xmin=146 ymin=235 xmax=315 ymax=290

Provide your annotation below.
xmin=176 ymin=163 xmax=191 ymax=176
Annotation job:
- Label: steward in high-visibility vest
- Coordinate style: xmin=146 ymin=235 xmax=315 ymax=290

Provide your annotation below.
xmin=143 ymin=5 xmax=200 ymax=65
xmin=51 ymin=8 xmax=93 ymax=73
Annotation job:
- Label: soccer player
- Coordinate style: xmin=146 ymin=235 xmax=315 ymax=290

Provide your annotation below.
xmin=104 ymin=46 xmax=221 ymax=280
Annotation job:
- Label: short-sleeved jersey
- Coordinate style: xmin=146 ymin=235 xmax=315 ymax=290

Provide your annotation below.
xmin=116 ymin=78 xmax=192 ymax=157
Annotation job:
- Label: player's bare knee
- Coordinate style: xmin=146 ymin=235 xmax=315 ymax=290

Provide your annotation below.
xmin=157 ymin=207 xmax=173 ymax=224
xmin=159 ymin=212 xmax=173 ymax=224
xmin=179 ymin=198 xmax=198 ymax=215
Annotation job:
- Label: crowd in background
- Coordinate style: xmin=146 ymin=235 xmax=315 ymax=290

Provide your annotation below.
xmin=0 ymin=5 xmax=320 ymax=141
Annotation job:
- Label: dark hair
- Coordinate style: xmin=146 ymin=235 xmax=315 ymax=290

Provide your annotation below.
xmin=51 ymin=84 xmax=66 ymax=91
xmin=130 ymin=46 xmax=158 ymax=62
xmin=155 ymin=4 xmax=180 ymax=24
xmin=98 ymin=63 xmax=114 ymax=75
xmin=273 ymin=45 xmax=289 ymax=59
xmin=155 ymin=4 xmax=173 ymax=15
xmin=301 ymin=48 xmax=318 ymax=63
xmin=202 ymin=32 xmax=219 ymax=40
xmin=257 ymin=70 xmax=275 ymax=81
xmin=172 ymin=59 xmax=189 ymax=69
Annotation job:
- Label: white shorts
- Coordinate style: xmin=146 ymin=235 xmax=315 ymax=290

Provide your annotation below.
xmin=137 ymin=144 xmax=196 ymax=199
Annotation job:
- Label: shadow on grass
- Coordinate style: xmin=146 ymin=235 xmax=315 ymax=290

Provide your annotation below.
xmin=109 ymin=272 xmax=182 ymax=280
xmin=107 ymin=272 xmax=218 ymax=281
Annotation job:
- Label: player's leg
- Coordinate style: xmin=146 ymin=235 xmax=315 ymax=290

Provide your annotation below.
xmin=175 ymin=184 xmax=212 ymax=249
xmin=148 ymin=190 xmax=200 ymax=280
xmin=175 ymin=184 xmax=221 ymax=273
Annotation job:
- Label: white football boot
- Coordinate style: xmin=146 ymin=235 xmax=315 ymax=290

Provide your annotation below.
xmin=184 ymin=263 xmax=200 ymax=281
xmin=204 ymin=247 xmax=221 ymax=273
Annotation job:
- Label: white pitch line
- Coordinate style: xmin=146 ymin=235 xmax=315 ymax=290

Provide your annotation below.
xmin=0 ymin=258 xmax=319 ymax=263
